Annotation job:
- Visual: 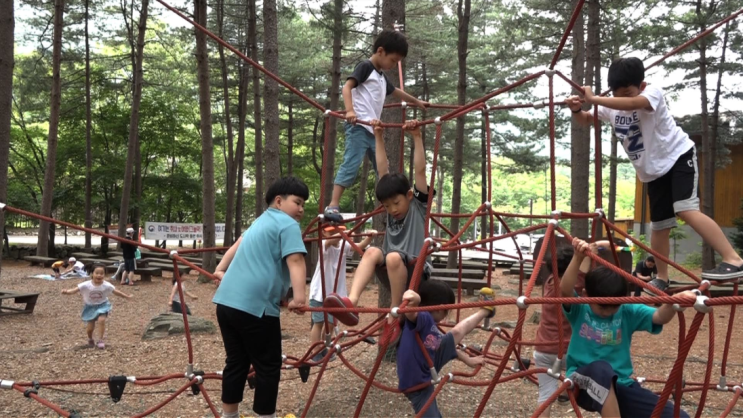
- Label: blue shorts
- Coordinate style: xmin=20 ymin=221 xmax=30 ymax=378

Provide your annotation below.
xmin=404 ymin=332 xmax=457 ymax=418
xmin=571 ymin=360 xmax=689 ymax=418
xmin=310 ymin=299 xmax=334 ymax=325
xmin=334 ymin=123 xmax=378 ymax=188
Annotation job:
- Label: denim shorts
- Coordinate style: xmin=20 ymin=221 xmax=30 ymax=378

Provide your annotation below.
xmin=310 ymin=299 xmax=334 ymax=325
xmin=333 ymin=123 xmax=378 ymax=188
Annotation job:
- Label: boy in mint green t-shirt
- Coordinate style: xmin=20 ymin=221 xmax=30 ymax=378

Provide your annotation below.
xmin=558 ymin=238 xmax=695 ymax=418
xmin=211 ymin=176 xmax=309 ymax=418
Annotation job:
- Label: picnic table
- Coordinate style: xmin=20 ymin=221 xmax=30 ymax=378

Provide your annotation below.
xmin=139 ymin=250 xmax=170 ymax=260
xmin=71 ymin=252 xmax=98 ymax=259
xmin=148 ymin=262 xmax=191 ymax=276
xmin=108 ymin=251 xmax=124 ymax=257
xmin=104 ymin=265 xmax=162 ymax=282
xmin=0 ymin=290 xmax=41 ymax=315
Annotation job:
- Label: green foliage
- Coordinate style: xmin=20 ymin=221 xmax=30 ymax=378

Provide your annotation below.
xmin=631 ymin=233 xmax=650 ymax=266
xmin=730 ymin=199 xmax=743 ymax=253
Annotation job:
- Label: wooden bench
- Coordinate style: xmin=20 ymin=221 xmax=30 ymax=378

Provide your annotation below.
xmin=139 ymin=250 xmax=170 ymax=260
xmin=80 ymin=258 xmax=115 ymax=266
xmin=430 ymin=277 xmax=488 ymax=296
xmin=71 ymin=252 xmax=98 ymax=259
xmin=148 ymin=262 xmax=191 ymax=276
xmin=23 ymin=256 xmax=57 ymax=267
xmin=430 ymin=268 xmax=485 ymax=279
xmin=665 ymin=279 xmax=739 ymax=298
xmin=108 ymin=251 xmax=124 ymax=257
xmin=0 ymin=290 xmax=41 ymax=315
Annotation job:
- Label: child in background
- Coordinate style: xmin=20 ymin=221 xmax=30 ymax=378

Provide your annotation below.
xmin=559 ymin=238 xmax=694 ymax=417
xmin=397 ymin=280 xmax=494 ymax=418
xmin=211 ymin=176 xmax=309 ymax=418
xmin=61 ymin=264 xmax=133 ymax=349
xmin=51 ymin=259 xmax=69 ymax=279
xmin=62 ymin=257 xmax=88 ymax=278
xmin=309 ymin=226 xmax=376 ymax=362
xmin=169 ymin=277 xmax=199 ymax=315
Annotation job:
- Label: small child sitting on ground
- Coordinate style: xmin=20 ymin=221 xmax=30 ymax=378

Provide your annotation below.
xmin=397 ymin=280 xmax=494 ymax=418
xmin=61 ymin=264 xmax=133 ymax=349
xmin=169 ymin=278 xmax=198 ymax=315
xmin=62 ymin=257 xmax=88 ymax=278
xmin=51 ymin=259 xmax=69 ymax=279
xmin=309 ymin=225 xmax=376 ymax=362
xmin=559 ymin=237 xmax=694 ymax=418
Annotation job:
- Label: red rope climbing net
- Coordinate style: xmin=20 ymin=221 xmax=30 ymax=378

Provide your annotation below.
xmin=3 ymin=1 xmax=743 ymax=417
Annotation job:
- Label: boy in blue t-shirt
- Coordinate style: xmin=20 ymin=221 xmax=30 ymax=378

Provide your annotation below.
xmin=211 ymin=176 xmax=309 ymax=418
xmin=559 ymin=238 xmax=695 ymax=418
xmin=397 ymin=280 xmax=495 ymax=418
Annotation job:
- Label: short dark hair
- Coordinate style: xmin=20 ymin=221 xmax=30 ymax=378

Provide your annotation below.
xmin=608 ymin=57 xmax=645 ymax=91
xmin=544 ymin=245 xmax=574 ymax=278
xmin=91 ymin=263 xmax=106 ymax=273
xmin=375 ymin=173 xmax=410 ymax=201
xmin=265 ymin=176 xmax=310 ymax=206
xmin=584 ymin=266 xmax=627 ymax=303
xmin=418 ymin=279 xmax=456 ymax=307
xmin=645 ymin=255 xmax=655 ymax=263
xmin=373 ymin=29 xmax=408 ymax=57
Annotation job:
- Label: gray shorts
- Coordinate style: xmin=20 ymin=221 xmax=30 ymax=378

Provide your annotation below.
xmin=534 ymin=351 xmax=565 ymax=403
xmin=310 ymin=299 xmax=334 ymax=325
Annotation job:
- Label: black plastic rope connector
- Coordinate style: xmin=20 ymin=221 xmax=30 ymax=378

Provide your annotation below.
xmin=108 ymin=375 xmax=127 ymax=403
xmin=23 ymin=388 xmax=38 ymax=397
xmin=190 ymin=370 xmax=205 ymax=395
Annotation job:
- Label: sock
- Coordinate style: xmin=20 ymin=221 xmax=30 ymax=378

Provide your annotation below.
xmin=257 ymin=413 xmax=276 ymax=418
xmin=221 ymin=411 xmax=239 ymax=418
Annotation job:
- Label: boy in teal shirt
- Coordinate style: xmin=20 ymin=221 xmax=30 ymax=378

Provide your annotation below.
xmin=559 ymin=238 xmax=695 ymax=418
xmin=212 ymin=176 xmax=309 ymax=418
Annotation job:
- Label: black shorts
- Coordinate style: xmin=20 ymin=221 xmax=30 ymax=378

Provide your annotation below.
xmin=52 ymin=268 xmax=60 ymax=274
xmin=647 ymin=147 xmax=699 ymax=231
xmin=123 ymin=258 xmax=136 ymax=272
xmin=571 ymin=360 xmax=688 ymax=417
xmin=374 ymin=250 xmax=431 ymax=290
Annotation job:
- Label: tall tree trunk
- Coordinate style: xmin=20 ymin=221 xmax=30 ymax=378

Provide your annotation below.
xmin=37 ymin=0 xmax=65 ymax=257
xmin=195 ymin=0 xmax=217 ymax=277
xmin=608 ymin=26 xmax=621 ymax=222
xmin=218 ymin=0 xmax=235 ymax=247
xmin=353 ymin=158 xmax=371 ymax=261
xmin=0 ymin=0 xmax=13 ymax=275
xmin=569 ymin=0 xmax=589 ymax=238
xmin=697 ymin=0 xmax=715 ymax=270
xmin=235 ymin=40 xmax=250 ymax=241
xmin=262 ymin=0 xmax=280 ymax=188
xmin=435 ymin=164 xmax=444 ymax=238
xmin=133 ymin=139 xmax=142 ymax=240
xmin=84 ymin=0 xmax=93 ymax=249
xmin=377 ymin=0 xmax=405 ymax=312
xmin=585 ymin=0 xmax=600 ymax=236
xmin=287 ymin=97 xmax=293 ymax=176
xmin=117 ymin=0 xmax=149 ymax=247
xmin=323 ymin=0 xmax=344 ymax=206
xmin=249 ymin=0 xmax=263 ymax=217
xmin=447 ymin=0 xmax=470 ymax=270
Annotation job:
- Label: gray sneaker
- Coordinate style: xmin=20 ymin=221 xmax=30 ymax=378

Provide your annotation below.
xmin=643 ymin=278 xmax=669 ymax=296
xmin=701 ymin=262 xmax=743 ymax=281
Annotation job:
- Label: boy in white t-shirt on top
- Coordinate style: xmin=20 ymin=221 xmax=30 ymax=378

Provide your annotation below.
xmin=567 ymin=57 xmax=743 ymax=292
xmin=309 ymin=226 xmax=376 ymax=362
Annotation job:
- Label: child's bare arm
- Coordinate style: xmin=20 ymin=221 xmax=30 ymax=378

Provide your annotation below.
xmin=565 ymin=95 xmax=594 ymax=126
xmin=286 ymin=253 xmax=307 ymax=313
xmin=373 ymin=121 xmax=389 ymax=177
xmin=186 ymin=291 xmax=198 ymax=300
xmin=113 ymin=289 xmax=133 ymax=299
xmin=456 ymin=350 xmax=484 ymax=368
xmin=214 ymin=236 xmax=242 ymax=281
xmin=561 ymin=238 xmax=590 ymax=297
xmin=402 ymin=290 xmax=420 ymax=322
xmin=358 ymin=230 xmax=377 ymax=250
xmin=168 ymin=283 xmax=177 ymax=305
xmin=653 ymin=290 xmax=696 ymax=325
xmin=342 ymin=79 xmax=357 ymax=124
xmin=391 ymin=88 xmax=428 ymax=109
xmin=61 ymin=287 xmax=80 ymax=295
xmin=583 ymin=86 xmax=651 ymax=111
xmin=405 ymin=121 xmax=428 ymax=193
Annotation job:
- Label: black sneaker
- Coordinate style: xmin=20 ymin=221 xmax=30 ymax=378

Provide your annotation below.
xmin=323 ymin=206 xmax=344 ymax=223
xmin=643 ymin=278 xmax=669 ymax=296
xmin=701 ymin=262 xmax=743 ymax=281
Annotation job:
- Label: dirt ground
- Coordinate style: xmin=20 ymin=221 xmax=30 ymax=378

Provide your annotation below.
xmin=1 ymin=259 xmax=742 ymax=417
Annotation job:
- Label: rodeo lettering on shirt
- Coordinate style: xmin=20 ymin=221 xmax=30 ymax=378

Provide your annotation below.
xmin=613 ymin=112 xmax=644 ymax=161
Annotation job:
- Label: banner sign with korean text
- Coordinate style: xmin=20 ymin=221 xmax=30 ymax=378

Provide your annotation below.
xmin=145 ymin=222 xmax=225 ymax=240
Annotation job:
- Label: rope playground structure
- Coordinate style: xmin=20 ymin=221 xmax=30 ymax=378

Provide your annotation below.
xmin=3 ymin=1 xmax=743 ymax=416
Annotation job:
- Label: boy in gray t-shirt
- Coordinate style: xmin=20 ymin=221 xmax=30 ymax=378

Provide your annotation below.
xmin=324 ymin=120 xmax=432 ymax=337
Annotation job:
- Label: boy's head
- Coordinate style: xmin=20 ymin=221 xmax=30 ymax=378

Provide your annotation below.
xmin=265 ymin=176 xmax=310 ymax=222
xmin=582 ymin=266 xmax=628 ymax=317
xmin=644 ymin=255 xmax=655 ymax=269
xmin=544 ymin=245 xmax=574 ymax=278
xmin=126 ymin=227 xmax=134 ymax=237
xmin=372 ymin=29 xmax=408 ymax=71
xmin=418 ymin=279 xmax=455 ymax=322
xmin=68 ymin=257 xmax=76 ymax=264
xmin=608 ymin=57 xmax=646 ymax=98
xmin=376 ymin=173 xmax=413 ymax=221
